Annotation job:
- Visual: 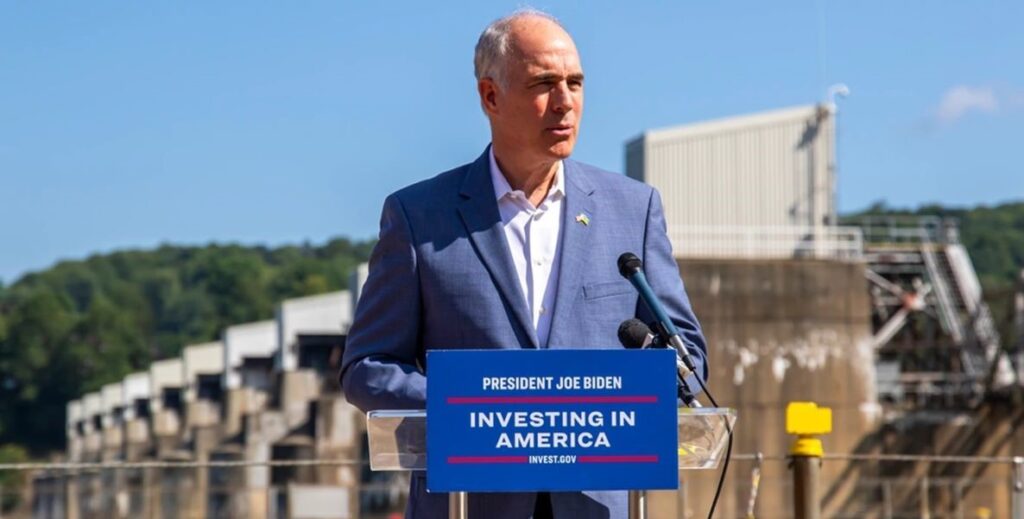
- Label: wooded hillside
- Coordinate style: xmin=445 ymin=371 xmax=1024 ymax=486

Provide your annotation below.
xmin=0 ymin=239 xmax=373 ymax=453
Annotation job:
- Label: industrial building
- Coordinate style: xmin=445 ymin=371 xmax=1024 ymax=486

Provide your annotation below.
xmin=626 ymin=104 xmax=860 ymax=261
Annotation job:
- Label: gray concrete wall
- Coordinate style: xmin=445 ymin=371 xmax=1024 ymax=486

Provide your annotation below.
xmin=648 ymin=258 xmax=877 ymax=519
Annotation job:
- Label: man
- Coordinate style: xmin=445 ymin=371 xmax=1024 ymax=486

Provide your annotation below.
xmin=340 ymin=9 xmax=707 ymax=519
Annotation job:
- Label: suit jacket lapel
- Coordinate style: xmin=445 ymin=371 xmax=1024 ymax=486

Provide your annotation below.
xmin=547 ymin=159 xmax=596 ymax=348
xmin=457 ymin=148 xmax=539 ymax=348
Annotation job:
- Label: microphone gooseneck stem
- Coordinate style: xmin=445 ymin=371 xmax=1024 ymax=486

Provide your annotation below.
xmin=645 ymin=301 xmax=696 ymax=377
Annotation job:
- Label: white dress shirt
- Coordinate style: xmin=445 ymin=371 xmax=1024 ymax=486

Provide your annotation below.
xmin=489 ymin=147 xmax=565 ymax=347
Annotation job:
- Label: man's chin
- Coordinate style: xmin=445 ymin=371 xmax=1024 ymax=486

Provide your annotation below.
xmin=546 ymin=140 xmax=576 ymax=160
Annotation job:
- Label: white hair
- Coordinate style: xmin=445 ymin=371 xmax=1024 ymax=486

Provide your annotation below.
xmin=474 ymin=8 xmax=563 ymax=89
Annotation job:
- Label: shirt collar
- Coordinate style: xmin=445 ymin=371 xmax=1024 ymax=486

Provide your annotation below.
xmin=489 ymin=146 xmax=565 ymax=203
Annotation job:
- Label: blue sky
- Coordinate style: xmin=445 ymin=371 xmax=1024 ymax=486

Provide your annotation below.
xmin=1 ymin=1 xmax=1021 ymax=283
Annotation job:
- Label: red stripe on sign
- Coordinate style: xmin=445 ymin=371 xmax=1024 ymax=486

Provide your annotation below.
xmin=578 ymin=455 xmax=659 ymax=463
xmin=447 ymin=456 xmax=529 ymax=464
xmin=446 ymin=395 xmax=658 ymax=404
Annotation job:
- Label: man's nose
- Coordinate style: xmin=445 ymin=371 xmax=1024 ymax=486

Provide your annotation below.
xmin=551 ymin=82 xmax=574 ymax=113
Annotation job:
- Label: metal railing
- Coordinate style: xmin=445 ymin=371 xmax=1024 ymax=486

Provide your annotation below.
xmin=846 ymin=215 xmax=952 ymax=245
xmin=16 ymin=459 xmax=406 ymax=519
xmin=6 ymin=453 xmax=1023 ymax=518
xmin=680 ymin=453 xmax=1024 ymax=519
xmin=669 ymin=225 xmax=864 ymax=261
xmin=25 ymin=476 xmax=408 ymax=519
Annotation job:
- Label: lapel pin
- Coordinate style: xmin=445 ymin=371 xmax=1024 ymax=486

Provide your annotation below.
xmin=575 ymin=213 xmax=590 ymax=226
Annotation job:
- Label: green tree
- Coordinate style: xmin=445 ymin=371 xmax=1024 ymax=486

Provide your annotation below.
xmin=0 ymin=444 xmax=29 ymax=513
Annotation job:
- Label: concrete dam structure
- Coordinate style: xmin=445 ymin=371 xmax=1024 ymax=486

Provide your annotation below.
xmin=636 ymin=258 xmax=877 ymax=518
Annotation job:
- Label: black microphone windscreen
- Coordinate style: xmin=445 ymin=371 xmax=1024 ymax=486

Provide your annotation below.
xmin=617 ymin=252 xmax=643 ymax=279
xmin=617 ymin=318 xmax=651 ymax=349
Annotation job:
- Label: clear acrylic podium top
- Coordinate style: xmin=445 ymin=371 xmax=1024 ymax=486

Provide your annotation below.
xmin=366 ymin=407 xmax=735 ymax=472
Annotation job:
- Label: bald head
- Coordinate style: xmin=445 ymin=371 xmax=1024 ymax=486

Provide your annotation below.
xmin=474 ymin=9 xmax=576 ymax=90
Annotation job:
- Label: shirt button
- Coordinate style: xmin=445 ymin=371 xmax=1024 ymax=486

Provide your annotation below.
xmin=539 ymin=307 xmax=546 ymax=315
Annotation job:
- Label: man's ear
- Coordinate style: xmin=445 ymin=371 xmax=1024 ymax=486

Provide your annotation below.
xmin=478 ymin=78 xmax=500 ymax=116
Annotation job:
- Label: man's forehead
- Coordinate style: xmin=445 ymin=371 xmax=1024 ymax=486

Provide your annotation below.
xmin=519 ymin=51 xmax=583 ymax=77
xmin=510 ymin=38 xmax=582 ymax=76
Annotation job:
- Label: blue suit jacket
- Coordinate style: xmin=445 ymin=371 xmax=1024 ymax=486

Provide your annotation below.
xmin=340 ymin=148 xmax=707 ymax=519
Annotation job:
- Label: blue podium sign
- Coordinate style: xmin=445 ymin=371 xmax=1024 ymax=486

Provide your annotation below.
xmin=426 ymin=349 xmax=678 ymax=492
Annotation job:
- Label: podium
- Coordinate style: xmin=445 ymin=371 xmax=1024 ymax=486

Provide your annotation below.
xmin=366 ymin=407 xmax=736 ymax=519
xmin=363 ymin=349 xmax=734 ymax=519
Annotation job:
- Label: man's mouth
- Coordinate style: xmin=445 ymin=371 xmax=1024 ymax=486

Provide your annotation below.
xmin=546 ymin=125 xmax=574 ymax=136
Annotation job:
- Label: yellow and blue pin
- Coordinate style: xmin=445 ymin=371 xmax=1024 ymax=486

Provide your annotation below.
xmin=574 ymin=213 xmax=591 ymax=226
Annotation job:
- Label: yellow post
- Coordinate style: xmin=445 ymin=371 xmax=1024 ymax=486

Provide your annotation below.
xmin=786 ymin=402 xmax=832 ymax=519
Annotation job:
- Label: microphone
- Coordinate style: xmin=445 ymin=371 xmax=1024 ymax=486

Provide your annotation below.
xmin=617 ymin=252 xmax=699 ymax=377
xmin=617 ymin=318 xmax=658 ymax=349
xmin=618 ymin=318 xmax=700 ymax=407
